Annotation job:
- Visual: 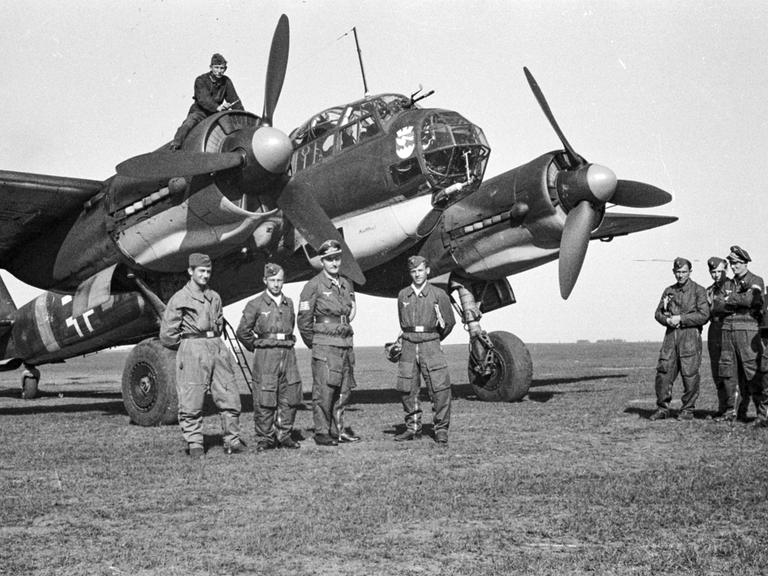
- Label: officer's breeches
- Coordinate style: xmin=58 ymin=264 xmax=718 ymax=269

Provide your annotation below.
xmin=311 ymin=344 xmax=355 ymax=436
xmin=655 ymin=328 xmax=702 ymax=412
xmin=396 ymin=340 xmax=451 ymax=432
xmin=175 ymin=339 xmax=241 ymax=446
xmin=251 ymin=347 xmax=302 ymax=442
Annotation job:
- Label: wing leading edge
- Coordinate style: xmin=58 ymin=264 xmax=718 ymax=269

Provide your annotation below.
xmin=0 ymin=170 xmax=103 ymax=266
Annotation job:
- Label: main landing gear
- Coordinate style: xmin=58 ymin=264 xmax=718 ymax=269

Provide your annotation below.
xmin=451 ymin=282 xmax=532 ymax=402
xmin=20 ymin=365 xmax=40 ymax=400
xmin=121 ymin=338 xmax=178 ymax=426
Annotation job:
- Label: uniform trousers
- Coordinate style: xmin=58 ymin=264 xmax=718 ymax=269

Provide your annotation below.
xmin=311 ymin=344 xmax=355 ymax=437
xmin=251 ymin=347 xmax=302 ymax=444
xmin=719 ymin=328 xmax=762 ymax=417
xmin=175 ymin=338 xmax=241 ymax=447
xmin=173 ymin=106 xmax=209 ymax=146
xmin=655 ymin=327 xmax=702 ymax=414
xmin=397 ymin=339 xmax=451 ymax=433
xmin=707 ymin=321 xmax=735 ymax=414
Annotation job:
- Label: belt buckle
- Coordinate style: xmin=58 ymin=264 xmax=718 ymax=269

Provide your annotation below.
xmin=276 ymin=334 xmax=286 ymax=341
xmin=415 ymin=326 xmax=424 ymax=333
xmin=340 ymin=315 xmax=348 ymax=325
xmin=205 ymin=331 xmax=214 ymax=338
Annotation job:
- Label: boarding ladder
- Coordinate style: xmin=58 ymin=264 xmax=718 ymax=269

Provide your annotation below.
xmin=222 ymin=318 xmax=253 ymax=392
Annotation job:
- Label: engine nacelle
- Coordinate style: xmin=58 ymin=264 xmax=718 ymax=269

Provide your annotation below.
xmin=421 ymin=152 xmax=604 ymax=280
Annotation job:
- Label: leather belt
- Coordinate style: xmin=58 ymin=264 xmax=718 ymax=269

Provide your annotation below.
xmin=402 ymin=326 xmax=438 ymax=334
xmin=255 ymin=333 xmax=295 ymax=341
xmin=315 ymin=315 xmax=348 ymax=325
xmin=181 ymin=331 xmax=219 ymax=339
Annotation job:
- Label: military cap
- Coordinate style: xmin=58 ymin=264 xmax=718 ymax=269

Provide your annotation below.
xmin=672 ymin=257 xmax=691 ymax=271
xmin=407 ymin=255 xmax=428 ymax=270
xmin=318 ymin=239 xmax=342 ymax=259
xmin=727 ymin=245 xmax=751 ymax=263
xmin=189 ymin=253 xmax=211 ymax=268
xmin=707 ymin=256 xmax=727 ymax=271
xmin=210 ymin=53 xmax=227 ymax=66
xmin=263 ymin=262 xmax=283 ymax=278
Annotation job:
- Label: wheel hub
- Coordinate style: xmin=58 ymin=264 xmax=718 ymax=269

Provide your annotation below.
xmin=130 ymin=362 xmax=158 ymax=411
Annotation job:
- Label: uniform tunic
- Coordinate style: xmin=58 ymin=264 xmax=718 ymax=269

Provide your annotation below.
xmin=297 ymin=271 xmax=356 ymax=438
xmin=396 ymin=282 xmax=456 ymax=433
xmin=236 ymin=291 xmax=301 ymax=444
xmin=721 ymin=270 xmax=765 ymax=418
xmin=653 ymin=279 xmax=710 ymax=414
xmin=707 ymin=278 xmax=736 ymax=414
xmin=159 ymin=281 xmax=241 ymax=448
xmin=172 ymin=72 xmax=244 ymax=146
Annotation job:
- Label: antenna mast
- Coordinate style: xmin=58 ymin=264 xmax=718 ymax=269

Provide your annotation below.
xmin=352 ymin=27 xmax=369 ymax=96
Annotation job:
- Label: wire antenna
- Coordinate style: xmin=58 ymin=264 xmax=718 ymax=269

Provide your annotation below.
xmin=352 ymin=27 xmax=369 ymax=96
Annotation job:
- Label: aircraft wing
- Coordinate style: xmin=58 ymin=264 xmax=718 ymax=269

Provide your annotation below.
xmin=591 ymin=212 xmax=678 ymax=240
xmin=0 ymin=170 xmax=103 ymax=266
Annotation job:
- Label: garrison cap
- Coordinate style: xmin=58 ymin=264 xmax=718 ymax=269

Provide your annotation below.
xmin=263 ymin=262 xmax=283 ymax=278
xmin=189 ymin=253 xmax=212 ymax=268
xmin=210 ymin=53 xmax=227 ymax=66
xmin=407 ymin=255 xmax=428 ymax=270
xmin=707 ymin=256 xmax=727 ymax=271
xmin=318 ymin=239 xmax=342 ymax=259
xmin=672 ymin=257 xmax=691 ymax=271
xmin=727 ymin=245 xmax=751 ymax=263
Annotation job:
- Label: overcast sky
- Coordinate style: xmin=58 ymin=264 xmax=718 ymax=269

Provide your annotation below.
xmin=1 ymin=0 xmax=766 ymax=346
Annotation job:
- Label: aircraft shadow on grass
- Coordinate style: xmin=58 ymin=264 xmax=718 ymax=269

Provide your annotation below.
xmin=0 ymin=372 xmax=626 ymax=417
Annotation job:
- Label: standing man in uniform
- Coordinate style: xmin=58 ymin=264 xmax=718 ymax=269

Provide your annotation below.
xmin=394 ymin=256 xmax=456 ymax=443
xmin=169 ymin=53 xmax=244 ymax=150
xmin=650 ymin=257 xmax=710 ymax=421
xmin=160 ymin=253 xmax=245 ymax=457
xmin=720 ymin=246 xmax=765 ymax=423
xmin=236 ymin=263 xmax=302 ymax=451
xmin=705 ymin=257 xmax=736 ymax=420
xmin=297 ymin=240 xmax=360 ymax=446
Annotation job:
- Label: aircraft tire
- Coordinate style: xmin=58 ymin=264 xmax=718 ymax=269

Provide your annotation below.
xmin=121 ymin=338 xmax=178 ymax=426
xmin=21 ymin=367 xmax=40 ymax=400
xmin=469 ymin=331 xmax=532 ymax=402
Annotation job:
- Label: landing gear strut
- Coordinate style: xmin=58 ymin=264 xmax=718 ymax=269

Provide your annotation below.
xmin=451 ymin=282 xmax=532 ymax=401
xmin=21 ymin=365 xmax=40 ymax=400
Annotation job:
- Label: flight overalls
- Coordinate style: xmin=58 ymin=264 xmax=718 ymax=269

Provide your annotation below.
xmin=160 ymin=282 xmax=242 ymax=450
xmin=707 ymin=278 xmax=736 ymax=415
xmin=653 ymin=279 xmax=710 ymax=415
xmin=396 ymin=282 xmax=456 ymax=434
xmin=236 ymin=291 xmax=301 ymax=445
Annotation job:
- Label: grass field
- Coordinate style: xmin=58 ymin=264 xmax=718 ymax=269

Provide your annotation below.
xmin=1 ymin=341 xmax=767 ymax=575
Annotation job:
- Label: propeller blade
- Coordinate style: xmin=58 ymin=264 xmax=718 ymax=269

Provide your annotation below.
xmin=115 ymin=151 xmax=243 ymax=179
xmin=611 ymin=180 xmax=672 ymax=208
xmin=277 ymin=181 xmax=366 ymax=285
xmin=523 ymin=67 xmax=582 ymax=167
xmin=559 ymin=201 xmax=598 ymax=299
xmin=262 ymin=14 xmax=290 ymax=125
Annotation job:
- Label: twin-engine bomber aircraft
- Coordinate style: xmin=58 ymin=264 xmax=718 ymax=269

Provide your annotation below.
xmin=0 ymin=15 xmax=675 ymax=425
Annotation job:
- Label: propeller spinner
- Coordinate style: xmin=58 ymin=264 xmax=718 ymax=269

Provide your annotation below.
xmin=523 ymin=67 xmax=672 ymax=299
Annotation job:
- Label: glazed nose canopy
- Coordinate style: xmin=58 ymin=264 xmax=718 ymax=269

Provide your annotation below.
xmin=251 ymin=126 xmax=293 ymax=174
xmin=556 ymin=163 xmax=617 ymax=210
